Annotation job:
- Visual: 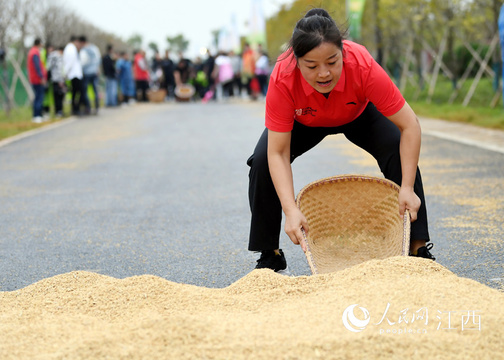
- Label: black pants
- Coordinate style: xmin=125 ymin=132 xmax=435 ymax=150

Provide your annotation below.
xmin=256 ymin=74 xmax=268 ymax=96
xmin=52 ymin=82 xmax=64 ymax=114
xmin=82 ymin=74 xmax=99 ymax=111
xmin=70 ymin=78 xmax=82 ymax=114
xmin=222 ymin=81 xmax=234 ymax=98
xmin=247 ymin=102 xmax=430 ymax=251
xmin=231 ymin=76 xmax=242 ymax=96
xmin=136 ymin=80 xmax=149 ymax=102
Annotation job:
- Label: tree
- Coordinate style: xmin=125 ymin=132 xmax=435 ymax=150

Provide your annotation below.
xmin=468 ymin=0 xmax=504 ymax=90
xmin=127 ymin=33 xmax=143 ymax=50
xmin=372 ymin=0 xmax=383 ymax=65
xmin=166 ymin=34 xmax=189 ymax=54
xmin=148 ymin=42 xmax=159 ymax=54
xmin=37 ymin=1 xmax=76 ymax=47
xmin=11 ymin=0 xmax=45 ymax=58
xmin=266 ymin=0 xmax=347 ymax=60
xmin=0 ymin=0 xmax=18 ymax=49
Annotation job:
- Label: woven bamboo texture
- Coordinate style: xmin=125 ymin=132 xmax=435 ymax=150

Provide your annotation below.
xmin=147 ymin=89 xmax=167 ymax=103
xmin=174 ymin=84 xmax=195 ymax=102
xmin=296 ymin=175 xmax=411 ymax=275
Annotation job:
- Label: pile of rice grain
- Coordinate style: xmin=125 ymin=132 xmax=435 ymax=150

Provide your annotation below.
xmin=1 ymin=256 xmax=502 ymax=359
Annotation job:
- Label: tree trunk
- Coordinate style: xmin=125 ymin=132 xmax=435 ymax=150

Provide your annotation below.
xmin=443 ymin=7 xmax=458 ymax=90
xmin=373 ymin=0 xmax=383 ymax=65
xmin=427 ymin=28 xmax=449 ymax=104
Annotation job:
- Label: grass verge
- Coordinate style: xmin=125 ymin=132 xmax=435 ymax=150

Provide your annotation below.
xmin=404 ymin=77 xmax=504 ymax=130
xmin=0 ymin=107 xmax=62 ymax=141
xmin=409 ymin=101 xmax=504 ymax=130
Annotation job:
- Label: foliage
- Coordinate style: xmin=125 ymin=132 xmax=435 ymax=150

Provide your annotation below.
xmin=265 ymin=0 xmax=504 ymax=113
xmin=266 ymin=0 xmax=503 ymax=61
xmin=148 ymin=42 xmax=159 ymax=54
xmin=401 ymin=76 xmax=504 ymax=129
xmin=452 ymin=43 xmax=492 ymax=78
xmin=412 ymin=75 xmax=499 ymax=104
xmin=166 ymin=34 xmax=190 ymax=54
xmin=410 ymin=100 xmax=504 ymax=129
xmin=266 ymin=0 xmax=348 ymax=60
xmin=127 ymin=33 xmax=143 ymax=51
xmin=1 ymin=0 xmax=130 ymax=54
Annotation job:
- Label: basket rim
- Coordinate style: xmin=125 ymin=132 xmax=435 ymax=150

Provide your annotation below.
xmin=175 ymin=84 xmax=196 ymax=98
xmin=295 ymin=174 xmax=400 ymax=207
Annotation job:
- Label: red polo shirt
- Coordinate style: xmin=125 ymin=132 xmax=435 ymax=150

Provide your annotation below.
xmin=265 ymin=40 xmax=405 ymax=132
xmin=133 ymin=53 xmax=149 ymax=81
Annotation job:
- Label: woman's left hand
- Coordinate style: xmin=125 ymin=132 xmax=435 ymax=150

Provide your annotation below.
xmin=398 ymin=187 xmax=421 ymax=222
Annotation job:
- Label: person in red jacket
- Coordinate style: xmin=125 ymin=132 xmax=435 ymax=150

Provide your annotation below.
xmin=27 ymin=38 xmax=47 ymax=123
xmin=133 ymin=50 xmax=150 ymax=102
xmin=247 ymin=8 xmax=435 ymax=274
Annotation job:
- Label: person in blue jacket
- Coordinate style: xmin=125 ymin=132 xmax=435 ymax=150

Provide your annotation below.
xmin=116 ymin=51 xmax=135 ymax=104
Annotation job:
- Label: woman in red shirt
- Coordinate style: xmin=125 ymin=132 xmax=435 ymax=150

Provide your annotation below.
xmin=247 ymin=8 xmax=434 ymax=274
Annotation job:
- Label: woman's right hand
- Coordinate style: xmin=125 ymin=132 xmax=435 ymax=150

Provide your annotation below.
xmin=284 ymin=207 xmax=309 ymax=252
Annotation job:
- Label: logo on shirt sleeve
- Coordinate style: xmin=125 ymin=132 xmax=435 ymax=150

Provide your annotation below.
xmin=295 ymin=107 xmax=317 ymax=117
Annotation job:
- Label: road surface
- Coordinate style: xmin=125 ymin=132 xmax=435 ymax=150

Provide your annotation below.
xmin=1 ymin=101 xmax=502 ymax=291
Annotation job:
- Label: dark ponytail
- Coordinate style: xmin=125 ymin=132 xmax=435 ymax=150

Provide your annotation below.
xmin=287 ymin=8 xmax=345 ymax=59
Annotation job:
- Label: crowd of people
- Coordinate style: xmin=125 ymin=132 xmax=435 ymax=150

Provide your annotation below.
xmin=27 ymin=36 xmax=271 ymax=123
xmin=27 ymin=35 xmax=103 ymax=122
xmin=143 ymin=42 xmax=270 ymax=103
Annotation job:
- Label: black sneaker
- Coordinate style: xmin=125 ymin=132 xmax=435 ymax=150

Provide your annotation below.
xmin=410 ymin=243 xmax=436 ymax=261
xmin=255 ymin=249 xmax=290 ymax=275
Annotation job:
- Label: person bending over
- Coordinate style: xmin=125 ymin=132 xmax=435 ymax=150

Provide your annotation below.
xmin=247 ymin=8 xmax=435 ymax=274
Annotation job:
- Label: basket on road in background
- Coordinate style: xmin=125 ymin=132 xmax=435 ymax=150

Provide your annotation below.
xmin=174 ymin=84 xmax=195 ymax=102
xmin=296 ymin=175 xmax=410 ymax=275
xmin=147 ymin=89 xmax=167 ymax=103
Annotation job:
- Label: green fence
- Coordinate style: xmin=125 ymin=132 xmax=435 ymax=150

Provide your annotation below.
xmin=0 ymin=60 xmax=31 ymax=109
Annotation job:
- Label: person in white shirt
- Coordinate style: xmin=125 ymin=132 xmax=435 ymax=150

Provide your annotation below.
xmin=63 ymin=35 xmax=84 ymax=115
xmin=47 ymin=46 xmax=65 ymax=117
xmin=213 ymin=51 xmax=234 ymax=100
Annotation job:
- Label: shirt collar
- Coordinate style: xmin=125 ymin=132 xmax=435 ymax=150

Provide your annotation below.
xmin=298 ymin=62 xmax=346 ymax=96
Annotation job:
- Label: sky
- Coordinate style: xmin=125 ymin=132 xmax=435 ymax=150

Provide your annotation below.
xmin=64 ymin=0 xmax=293 ymax=57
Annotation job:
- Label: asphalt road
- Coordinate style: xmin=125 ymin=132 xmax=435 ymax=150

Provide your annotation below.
xmin=1 ymin=101 xmax=502 ymax=291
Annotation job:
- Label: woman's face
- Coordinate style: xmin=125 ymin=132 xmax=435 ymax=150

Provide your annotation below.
xmin=297 ymin=42 xmax=343 ymax=94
